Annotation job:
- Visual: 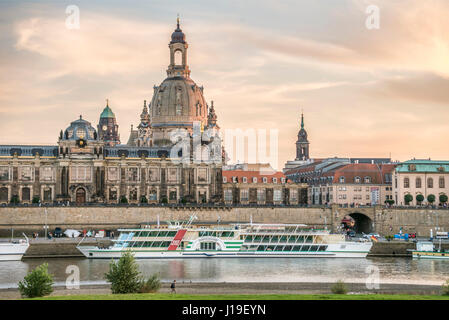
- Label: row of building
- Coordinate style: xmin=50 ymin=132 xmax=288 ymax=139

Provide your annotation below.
xmin=0 ymin=20 xmax=446 ymax=208
xmin=282 ymin=115 xmax=449 ymax=207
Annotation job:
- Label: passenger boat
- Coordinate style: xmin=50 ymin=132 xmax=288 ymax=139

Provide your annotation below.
xmin=77 ymin=217 xmax=372 ymax=259
xmin=411 ymin=241 xmax=449 ymax=259
xmin=0 ymin=234 xmax=30 ymax=261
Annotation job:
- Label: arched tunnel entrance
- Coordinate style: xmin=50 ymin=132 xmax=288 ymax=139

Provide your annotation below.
xmin=349 ymin=213 xmax=373 ymax=234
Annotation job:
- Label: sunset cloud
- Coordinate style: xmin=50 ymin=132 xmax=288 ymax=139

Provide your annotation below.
xmin=0 ymin=0 xmax=449 ymax=169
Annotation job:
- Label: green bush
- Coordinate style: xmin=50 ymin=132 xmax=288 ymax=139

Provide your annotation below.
xmin=181 ymin=197 xmax=187 ymax=204
xmin=385 ymin=199 xmax=394 ymax=205
xmin=331 ymin=280 xmax=348 ymax=294
xmin=120 ymin=196 xmax=128 ymax=204
xmin=18 ymin=263 xmax=54 ymax=298
xmin=10 ymin=195 xmax=20 ymax=204
xmin=427 ymin=194 xmax=436 ymax=204
xmin=105 ymin=251 xmax=142 ymax=294
xmin=440 ymin=194 xmax=448 ymax=204
xmin=139 ymin=273 xmax=161 ymax=293
xmin=161 ymin=197 xmax=168 ymax=204
xmin=404 ymin=194 xmax=413 ymax=205
xmin=140 ymin=196 xmax=148 ymax=204
xmin=442 ymin=279 xmax=449 ymax=296
xmin=416 ymin=194 xmax=424 ymax=203
xmin=32 ymin=196 xmax=40 ymax=204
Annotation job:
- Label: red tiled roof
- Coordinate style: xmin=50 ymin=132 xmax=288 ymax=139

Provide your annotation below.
xmin=332 ymin=163 xmax=396 ymax=184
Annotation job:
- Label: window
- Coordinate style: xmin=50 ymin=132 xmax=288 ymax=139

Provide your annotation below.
xmin=224 ymin=189 xmax=233 ymax=201
xmin=273 ymin=189 xmax=282 ymax=201
xmin=428 ymin=178 xmax=434 ymax=188
xmin=43 ymin=188 xmax=52 ymax=201
xmin=290 ymin=189 xmax=298 ymax=201
xmin=416 ymin=177 xmax=422 ymax=188
xmin=242 ymin=177 xmax=247 ymax=183
xmin=262 ymin=177 xmax=267 ymax=183
xmin=107 ymin=167 xmax=119 ymax=182
xmin=223 ymin=177 xmax=227 ymax=183
xmin=19 ymin=166 xmax=34 ymax=182
xmin=240 ymin=189 xmax=249 ymax=201
xmin=0 ymin=167 xmax=10 ymax=181
xmin=70 ymin=166 xmax=92 ymax=183
xmin=339 ymin=176 xmax=345 ymax=183
xmin=169 ymin=190 xmax=177 ymax=200
xmin=252 ymin=177 xmax=257 ymax=183
xmin=364 ymin=176 xmax=371 ymax=184
xmin=272 ymin=178 xmax=277 ymax=183
xmin=149 ymin=190 xmax=157 ymax=201
xmin=109 ymin=188 xmax=117 ymax=201
xmin=232 ymin=176 xmax=237 ymax=183
xmin=439 ymin=177 xmax=445 ymax=188
xmin=148 ymin=167 xmax=160 ymax=182
xmin=257 ymin=189 xmax=265 ymax=201
xmin=127 ymin=167 xmax=140 ymax=182
xmin=129 ymin=188 xmax=138 ymax=201
xmin=40 ymin=166 xmax=55 ymax=182
xmin=281 ymin=178 xmax=286 ymax=183
xmin=404 ymin=177 xmax=410 ymax=188
xmin=354 ymin=176 xmax=361 ymax=183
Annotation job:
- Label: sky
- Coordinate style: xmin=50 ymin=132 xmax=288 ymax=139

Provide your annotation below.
xmin=0 ymin=0 xmax=448 ymax=170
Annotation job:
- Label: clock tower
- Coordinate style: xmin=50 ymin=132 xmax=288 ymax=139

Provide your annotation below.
xmin=97 ymin=99 xmax=120 ymax=146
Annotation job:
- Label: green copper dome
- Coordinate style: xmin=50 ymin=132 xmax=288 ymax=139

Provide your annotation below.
xmin=100 ymin=105 xmax=115 ymax=118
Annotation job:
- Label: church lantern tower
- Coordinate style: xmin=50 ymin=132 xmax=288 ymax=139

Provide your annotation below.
xmin=97 ymin=99 xmax=120 ymax=147
xmin=295 ymin=113 xmax=309 ymax=161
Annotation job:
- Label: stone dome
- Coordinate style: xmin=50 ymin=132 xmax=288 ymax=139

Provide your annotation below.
xmin=170 ymin=18 xmax=186 ymax=44
xmin=63 ymin=116 xmax=97 ymax=141
xmin=150 ymin=76 xmax=208 ymax=129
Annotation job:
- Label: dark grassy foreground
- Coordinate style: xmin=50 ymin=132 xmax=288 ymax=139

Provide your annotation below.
xmin=30 ymin=293 xmax=449 ymax=300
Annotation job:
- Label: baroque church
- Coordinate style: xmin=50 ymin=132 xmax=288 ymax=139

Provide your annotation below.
xmin=0 ymin=20 xmax=223 ymax=205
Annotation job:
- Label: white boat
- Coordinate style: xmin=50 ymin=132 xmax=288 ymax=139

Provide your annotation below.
xmin=0 ymin=234 xmax=30 ymax=261
xmin=77 ymin=218 xmax=372 ymax=259
xmin=412 ymin=241 xmax=449 ymax=259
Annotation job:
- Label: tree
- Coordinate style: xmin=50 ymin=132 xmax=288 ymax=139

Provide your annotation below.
xmin=120 ymin=196 xmax=128 ymax=204
xmin=427 ymin=194 xmax=436 ymax=204
xmin=105 ymin=251 xmax=142 ymax=294
xmin=404 ymin=194 xmax=413 ymax=205
xmin=416 ymin=194 xmax=424 ymax=204
xmin=440 ymin=194 xmax=448 ymax=204
xmin=385 ymin=199 xmax=395 ymax=206
xmin=32 ymin=196 xmax=40 ymax=204
xmin=140 ymin=195 xmax=148 ymax=204
xmin=18 ymin=263 xmax=54 ymax=298
xmin=10 ymin=195 xmax=20 ymax=204
xmin=161 ymin=197 xmax=168 ymax=204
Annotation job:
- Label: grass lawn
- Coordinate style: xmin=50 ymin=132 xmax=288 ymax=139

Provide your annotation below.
xmin=31 ymin=293 xmax=449 ymax=300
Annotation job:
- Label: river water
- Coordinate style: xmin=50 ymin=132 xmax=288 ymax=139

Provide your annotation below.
xmin=1 ymin=257 xmax=449 ymax=289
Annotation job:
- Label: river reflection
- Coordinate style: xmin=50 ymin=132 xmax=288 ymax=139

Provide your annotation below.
xmin=1 ymin=257 xmax=449 ymax=288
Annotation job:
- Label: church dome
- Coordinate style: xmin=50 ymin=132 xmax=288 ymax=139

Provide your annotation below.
xmin=100 ymin=105 xmax=115 ymax=118
xmin=170 ymin=18 xmax=186 ymax=44
xmin=63 ymin=116 xmax=97 ymax=141
xmin=150 ymin=76 xmax=208 ymax=129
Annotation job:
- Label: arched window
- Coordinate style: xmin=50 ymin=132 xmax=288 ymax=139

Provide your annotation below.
xmin=339 ymin=176 xmax=345 ymax=184
xmin=428 ymin=178 xmax=434 ymax=188
xmin=174 ymin=50 xmax=182 ymax=66
xmin=364 ymin=176 xmax=371 ymax=184
xmin=416 ymin=177 xmax=421 ymax=188
xmin=354 ymin=176 xmax=361 ymax=183
xmin=439 ymin=177 xmax=445 ymax=188
xmin=404 ymin=177 xmax=410 ymax=188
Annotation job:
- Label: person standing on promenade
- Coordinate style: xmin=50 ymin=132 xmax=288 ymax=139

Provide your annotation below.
xmin=170 ymin=280 xmax=176 ymax=294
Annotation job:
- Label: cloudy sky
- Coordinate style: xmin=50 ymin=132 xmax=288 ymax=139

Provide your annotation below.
xmin=0 ymin=0 xmax=448 ymax=170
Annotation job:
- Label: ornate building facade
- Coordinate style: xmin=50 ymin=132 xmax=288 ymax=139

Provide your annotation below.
xmin=0 ymin=20 xmax=223 ymax=205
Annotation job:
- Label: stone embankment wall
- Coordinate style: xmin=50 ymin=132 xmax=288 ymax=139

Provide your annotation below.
xmin=1 ymin=205 xmax=449 ymax=237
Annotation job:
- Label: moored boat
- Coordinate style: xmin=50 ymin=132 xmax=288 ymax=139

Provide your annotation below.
xmin=77 ymin=217 xmax=372 ymax=259
xmin=412 ymin=241 xmax=449 ymax=259
xmin=0 ymin=234 xmax=30 ymax=261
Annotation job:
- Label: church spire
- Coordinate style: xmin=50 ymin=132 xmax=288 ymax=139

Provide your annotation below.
xmin=167 ymin=16 xmax=190 ymax=78
xmin=300 ymin=112 xmax=304 ymax=129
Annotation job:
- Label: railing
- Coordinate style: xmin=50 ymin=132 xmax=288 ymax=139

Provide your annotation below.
xmin=1 ymin=202 xmax=448 ymax=210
